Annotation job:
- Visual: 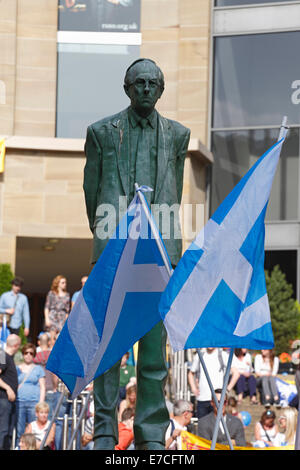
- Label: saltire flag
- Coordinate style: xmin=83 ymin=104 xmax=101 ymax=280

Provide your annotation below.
xmin=0 ymin=315 xmax=9 ymax=348
xmin=46 ymin=187 xmax=171 ymax=398
xmin=159 ymin=133 xmax=287 ymax=352
xmin=0 ymin=139 xmax=6 ymax=173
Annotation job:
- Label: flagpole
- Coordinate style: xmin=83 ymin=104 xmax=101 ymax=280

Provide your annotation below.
xmin=197 ymin=349 xmax=234 ymax=450
xmin=134 ymin=183 xmax=173 ymax=278
xmin=277 ymin=115 xmax=288 ymax=141
xmin=210 ymin=348 xmax=234 ymax=450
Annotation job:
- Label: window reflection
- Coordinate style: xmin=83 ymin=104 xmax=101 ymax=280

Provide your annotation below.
xmin=215 ymin=0 xmax=294 ymax=6
xmin=213 ymin=32 xmax=300 ymax=128
xmin=210 ymin=128 xmax=299 ymax=221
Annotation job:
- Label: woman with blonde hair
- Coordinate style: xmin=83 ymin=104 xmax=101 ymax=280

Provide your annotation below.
xmin=277 ymin=407 xmax=298 ymax=446
xmin=118 ymin=383 xmax=136 ymax=422
xmin=44 ymin=275 xmax=70 ymax=345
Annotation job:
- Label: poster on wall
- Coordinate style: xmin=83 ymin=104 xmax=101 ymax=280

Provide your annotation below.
xmin=58 ymin=0 xmax=141 ymax=34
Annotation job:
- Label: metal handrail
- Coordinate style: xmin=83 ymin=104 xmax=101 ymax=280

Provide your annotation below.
xmin=67 ymin=391 xmax=91 ymax=450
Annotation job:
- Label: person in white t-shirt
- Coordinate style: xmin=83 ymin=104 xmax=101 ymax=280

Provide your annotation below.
xmin=232 ymin=348 xmax=258 ymax=404
xmin=254 ymin=349 xmax=280 ymax=408
xmin=165 ymin=400 xmax=193 ymax=450
xmin=188 ymin=348 xmax=239 ymax=420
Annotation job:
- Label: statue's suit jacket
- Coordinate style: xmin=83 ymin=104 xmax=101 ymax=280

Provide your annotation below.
xmin=83 ymin=106 xmax=191 ymax=266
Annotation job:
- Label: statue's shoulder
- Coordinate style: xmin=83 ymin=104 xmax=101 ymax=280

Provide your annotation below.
xmin=88 ymin=108 xmax=129 ymax=134
xmin=160 ymin=114 xmax=190 ymax=138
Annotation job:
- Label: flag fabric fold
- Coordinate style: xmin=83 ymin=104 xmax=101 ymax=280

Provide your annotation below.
xmin=46 ymin=188 xmax=171 ymax=398
xmin=159 ymin=134 xmax=287 ymax=352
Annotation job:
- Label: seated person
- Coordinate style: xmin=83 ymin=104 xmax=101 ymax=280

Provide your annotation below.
xmin=232 ymin=348 xmax=258 ymax=404
xmin=254 ymin=349 xmax=280 ymax=407
xmin=25 ymin=401 xmax=55 ymax=449
xmin=165 ymin=400 xmax=194 ymax=450
xmin=115 ymin=408 xmax=135 ymax=450
xmin=253 ymin=409 xmax=280 ymax=448
xmin=197 ymin=389 xmax=246 ymax=447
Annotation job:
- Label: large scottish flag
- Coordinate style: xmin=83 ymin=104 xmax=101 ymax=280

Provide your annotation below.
xmin=46 ymin=187 xmax=171 ymax=398
xmin=159 ymin=134 xmax=287 ymax=352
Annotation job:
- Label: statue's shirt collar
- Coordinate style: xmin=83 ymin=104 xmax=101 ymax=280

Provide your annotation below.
xmin=128 ymin=108 xmax=157 ymax=130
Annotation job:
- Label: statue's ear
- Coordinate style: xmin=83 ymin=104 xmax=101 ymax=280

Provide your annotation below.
xmin=124 ymin=84 xmax=130 ymax=98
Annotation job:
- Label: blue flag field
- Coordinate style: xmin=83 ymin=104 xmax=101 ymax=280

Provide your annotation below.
xmin=159 ymin=134 xmax=287 ymax=352
xmin=46 ymin=188 xmax=171 ymax=398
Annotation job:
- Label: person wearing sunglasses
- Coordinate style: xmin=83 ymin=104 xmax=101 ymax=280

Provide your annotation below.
xmin=16 ymin=344 xmax=45 ymax=444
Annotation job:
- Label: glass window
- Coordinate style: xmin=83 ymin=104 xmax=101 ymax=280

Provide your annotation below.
xmin=56 ymin=44 xmax=139 ymax=138
xmin=215 ymin=0 xmax=294 ymax=6
xmin=210 ymin=127 xmax=299 ymax=221
xmin=213 ymin=32 xmax=300 ymax=128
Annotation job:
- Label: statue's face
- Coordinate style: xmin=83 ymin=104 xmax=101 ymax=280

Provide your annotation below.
xmin=125 ymin=62 xmax=163 ymax=117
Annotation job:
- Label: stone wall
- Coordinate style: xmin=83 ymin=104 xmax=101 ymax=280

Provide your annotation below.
xmin=0 ymin=0 xmax=57 ymax=136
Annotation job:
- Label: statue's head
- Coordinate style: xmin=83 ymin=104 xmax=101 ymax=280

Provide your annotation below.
xmin=124 ymin=58 xmax=165 ymax=117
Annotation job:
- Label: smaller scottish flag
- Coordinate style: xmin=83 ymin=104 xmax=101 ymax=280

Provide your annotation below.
xmin=46 ymin=186 xmax=171 ymax=398
xmin=159 ymin=132 xmax=287 ymax=352
xmin=0 ymin=315 xmax=9 ymax=348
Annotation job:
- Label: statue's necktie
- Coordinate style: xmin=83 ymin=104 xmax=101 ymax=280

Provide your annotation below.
xmin=135 ymin=118 xmax=152 ymax=205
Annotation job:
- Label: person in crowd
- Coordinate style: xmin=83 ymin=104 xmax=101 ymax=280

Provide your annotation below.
xmin=227 ymin=396 xmax=243 ymax=423
xmin=253 ymin=409 xmax=280 ymax=447
xmin=188 ymin=348 xmax=239 ymax=419
xmin=16 ymin=343 xmax=46 ymax=443
xmin=119 ymin=352 xmax=136 ymax=401
xmin=25 ymin=401 xmax=56 ymax=450
xmin=0 ymin=337 xmax=19 ymax=450
xmin=165 ymin=400 xmax=194 ymax=450
xmin=197 ymin=389 xmax=247 ymax=447
xmin=115 ymin=408 xmax=135 ymax=450
xmin=81 ymin=391 xmax=95 ymax=450
xmin=232 ymin=348 xmax=258 ymax=404
xmin=254 ymin=349 xmax=280 ymax=407
xmin=33 ymin=333 xmax=58 ymax=419
xmin=36 ymin=331 xmax=50 ymax=353
xmin=277 ymin=407 xmax=298 ymax=446
xmin=81 ymin=414 xmax=94 ymax=450
xmin=71 ymin=275 xmax=88 ymax=308
xmin=165 ymin=390 xmax=174 ymax=418
xmin=44 ymin=275 xmax=70 ymax=345
xmin=18 ymin=433 xmax=37 ymax=450
xmin=0 ymin=277 xmax=30 ymax=337
xmin=118 ymin=383 xmax=137 ymax=422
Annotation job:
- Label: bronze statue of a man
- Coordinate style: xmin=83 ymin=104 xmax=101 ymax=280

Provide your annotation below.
xmin=83 ymin=58 xmax=190 ymax=450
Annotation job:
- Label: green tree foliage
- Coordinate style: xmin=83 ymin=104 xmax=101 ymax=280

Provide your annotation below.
xmin=265 ymin=265 xmax=300 ymax=355
xmin=0 ymin=263 xmax=14 ymax=296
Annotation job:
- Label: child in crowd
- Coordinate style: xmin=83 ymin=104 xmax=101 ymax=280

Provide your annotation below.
xmin=115 ymin=408 xmax=135 ymax=450
xmin=18 ymin=433 xmax=37 ymax=450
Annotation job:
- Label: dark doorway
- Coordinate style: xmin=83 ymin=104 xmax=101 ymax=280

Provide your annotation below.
xmin=265 ymin=250 xmax=297 ymax=298
xmin=15 ymin=236 xmax=93 ymax=343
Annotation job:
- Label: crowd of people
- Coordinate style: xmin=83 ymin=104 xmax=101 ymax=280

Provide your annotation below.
xmin=0 ymin=276 xmax=299 ymax=450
